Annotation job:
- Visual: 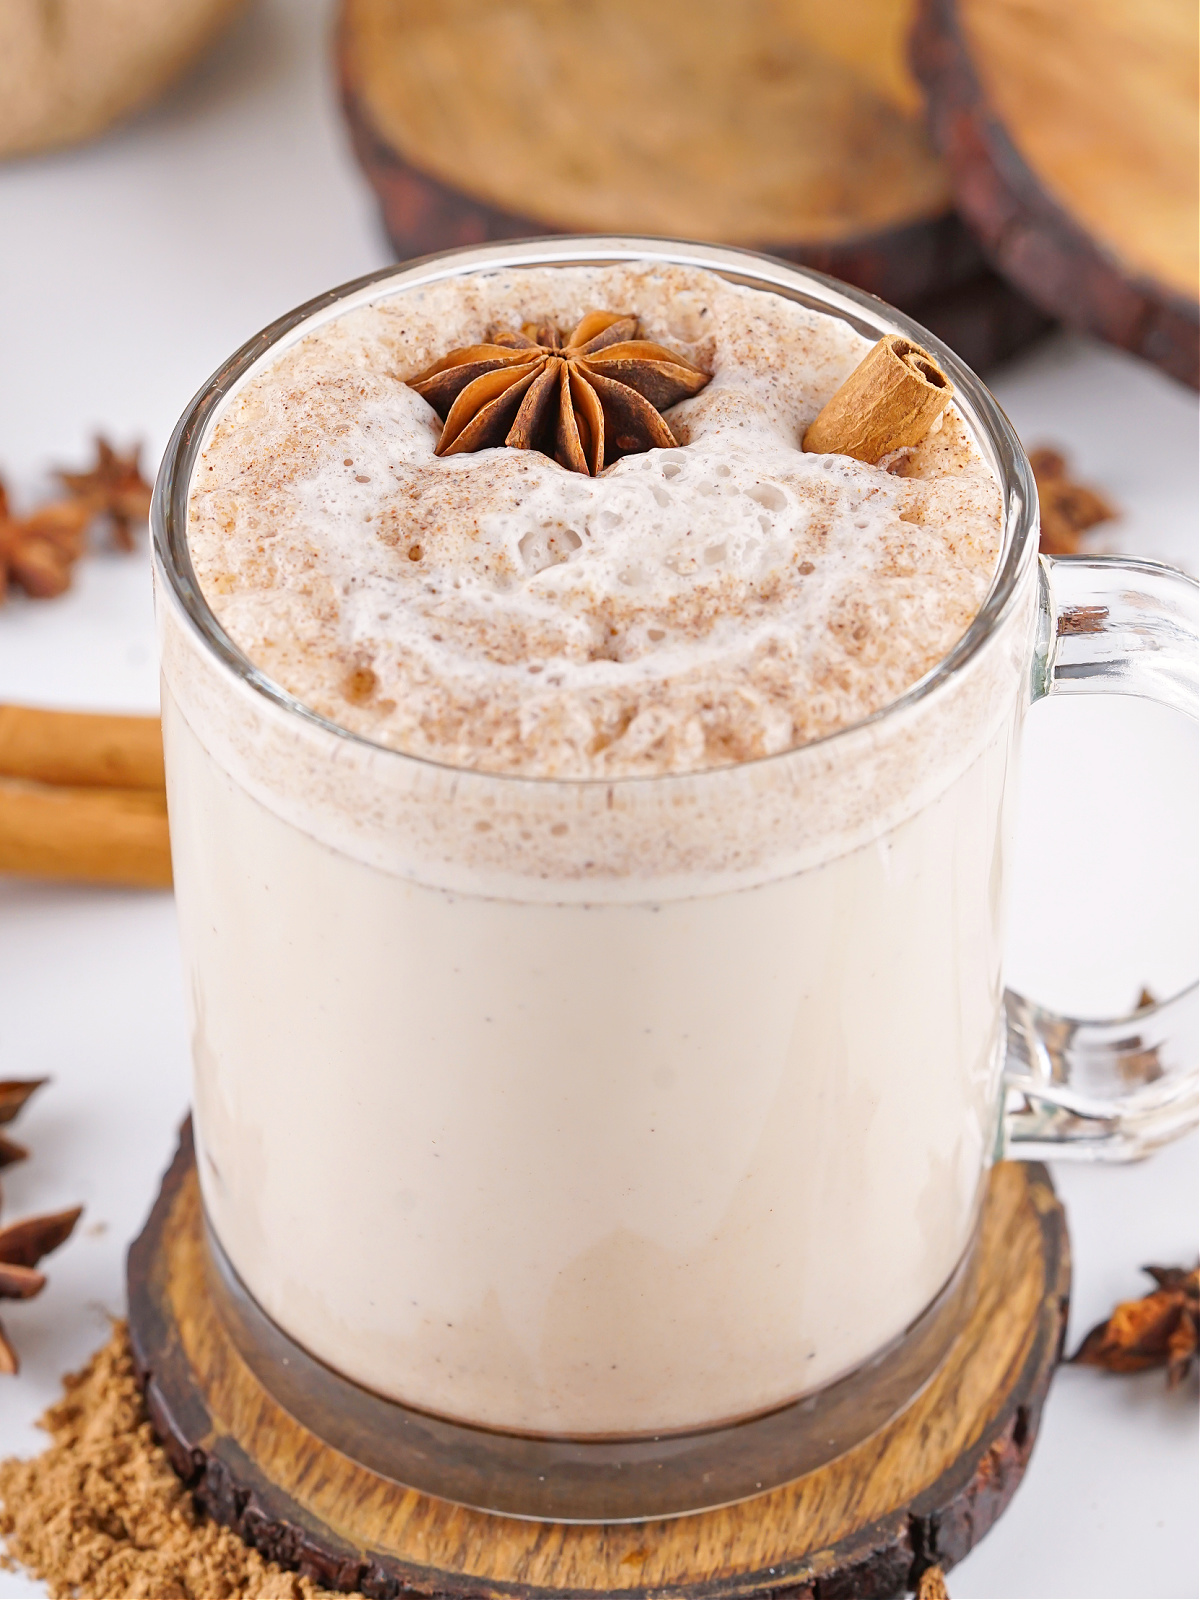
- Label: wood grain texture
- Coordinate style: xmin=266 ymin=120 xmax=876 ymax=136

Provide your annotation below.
xmin=337 ymin=0 xmax=1052 ymax=374
xmin=911 ymin=0 xmax=1199 ymax=387
xmin=341 ymin=0 xmax=951 ymax=246
xmin=128 ymin=1126 xmax=1069 ymax=1599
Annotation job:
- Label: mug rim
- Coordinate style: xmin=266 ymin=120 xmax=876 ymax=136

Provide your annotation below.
xmin=152 ymin=233 xmax=1041 ymax=790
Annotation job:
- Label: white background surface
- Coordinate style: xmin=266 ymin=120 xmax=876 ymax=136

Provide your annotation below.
xmin=0 ymin=3 xmax=1197 ymax=1596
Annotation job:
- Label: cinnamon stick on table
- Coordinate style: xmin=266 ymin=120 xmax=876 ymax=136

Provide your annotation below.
xmin=0 ymin=705 xmax=169 ymax=887
xmin=0 ymin=778 xmax=170 ymax=888
xmin=0 ymin=704 xmax=164 ymax=790
xmin=803 ymin=335 xmax=954 ymax=464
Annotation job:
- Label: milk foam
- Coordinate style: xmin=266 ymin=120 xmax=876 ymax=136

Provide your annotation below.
xmin=187 ymin=264 xmax=1001 ymax=778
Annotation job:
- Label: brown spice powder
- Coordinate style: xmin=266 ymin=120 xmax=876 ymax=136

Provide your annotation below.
xmin=0 ymin=1323 xmax=361 ymax=1599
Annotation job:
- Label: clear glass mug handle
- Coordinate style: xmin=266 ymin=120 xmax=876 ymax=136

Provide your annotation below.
xmin=1002 ymin=555 xmax=1199 ymax=1161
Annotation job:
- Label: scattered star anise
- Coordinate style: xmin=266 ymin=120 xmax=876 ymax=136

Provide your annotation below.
xmin=0 ymin=1079 xmax=83 ymax=1375
xmin=0 ymin=481 xmax=91 ymax=602
xmin=407 ymin=311 xmax=710 ymax=475
xmin=1071 ymin=1263 xmax=1199 ymax=1388
xmin=0 ymin=1080 xmax=47 ymax=1189
xmin=59 ymin=436 xmax=154 ymax=552
xmin=1029 ymin=446 xmax=1117 ymax=556
xmin=0 ymin=1206 xmax=84 ymax=1375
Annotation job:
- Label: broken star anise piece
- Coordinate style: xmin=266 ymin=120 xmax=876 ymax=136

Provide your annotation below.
xmin=0 ymin=1079 xmax=48 ymax=1223
xmin=0 ymin=481 xmax=91 ymax=602
xmin=0 ymin=1205 xmax=83 ymax=1374
xmin=0 ymin=1078 xmax=47 ymax=1142
xmin=0 ymin=1080 xmax=48 ymax=1186
xmin=1070 ymin=1262 xmax=1199 ymax=1388
xmin=1029 ymin=446 xmax=1117 ymax=556
xmin=59 ymin=436 xmax=154 ymax=552
xmin=407 ymin=310 xmax=711 ymax=475
xmin=0 ymin=1080 xmax=48 ymax=1125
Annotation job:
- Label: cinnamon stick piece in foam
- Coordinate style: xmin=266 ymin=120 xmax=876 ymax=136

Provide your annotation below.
xmin=0 ymin=778 xmax=171 ymax=888
xmin=803 ymin=335 xmax=953 ymax=464
xmin=0 ymin=704 xmax=164 ymax=791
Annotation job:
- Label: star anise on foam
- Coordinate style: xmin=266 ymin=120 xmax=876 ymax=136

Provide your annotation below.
xmin=407 ymin=311 xmax=711 ymax=475
xmin=1070 ymin=1263 xmax=1199 ymax=1389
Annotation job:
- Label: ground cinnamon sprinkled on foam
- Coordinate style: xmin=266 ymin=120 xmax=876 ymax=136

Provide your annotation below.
xmin=189 ymin=263 xmax=1001 ymax=779
xmin=0 ymin=1324 xmax=353 ymax=1599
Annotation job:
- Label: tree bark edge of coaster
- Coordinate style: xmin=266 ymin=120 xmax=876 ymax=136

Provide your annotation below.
xmin=126 ymin=1123 xmax=1071 ymax=1600
xmin=911 ymin=0 xmax=1199 ymax=389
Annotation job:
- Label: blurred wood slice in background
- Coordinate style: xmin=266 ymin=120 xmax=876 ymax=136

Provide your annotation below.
xmin=912 ymin=0 xmax=1199 ymax=387
xmin=339 ymin=0 xmax=1052 ymax=373
xmin=0 ymin=0 xmax=248 ymax=160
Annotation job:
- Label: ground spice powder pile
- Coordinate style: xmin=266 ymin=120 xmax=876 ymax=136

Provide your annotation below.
xmin=0 ymin=1323 xmax=362 ymax=1599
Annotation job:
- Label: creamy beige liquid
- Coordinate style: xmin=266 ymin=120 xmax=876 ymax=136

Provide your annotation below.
xmin=164 ymin=684 xmax=1017 ymax=1432
xmin=163 ymin=258 xmax=1030 ymax=1436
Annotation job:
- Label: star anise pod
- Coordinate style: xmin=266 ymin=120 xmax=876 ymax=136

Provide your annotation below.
xmin=0 ymin=1080 xmax=47 ymax=1187
xmin=0 ymin=1079 xmax=83 ymax=1373
xmin=59 ymin=436 xmax=154 ymax=552
xmin=1029 ymin=446 xmax=1117 ymax=556
xmin=407 ymin=311 xmax=710 ymax=475
xmin=1071 ymin=1263 xmax=1199 ymax=1388
xmin=0 ymin=1206 xmax=83 ymax=1374
xmin=0 ymin=480 xmax=91 ymax=602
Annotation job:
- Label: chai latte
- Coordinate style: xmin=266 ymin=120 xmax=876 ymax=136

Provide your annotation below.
xmin=161 ymin=260 xmax=1026 ymax=1436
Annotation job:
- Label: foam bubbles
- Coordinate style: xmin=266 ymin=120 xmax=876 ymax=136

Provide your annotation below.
xmin=188 ymin=263 xmax=1001 ymax=778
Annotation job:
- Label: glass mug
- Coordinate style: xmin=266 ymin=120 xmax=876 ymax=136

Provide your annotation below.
xmin=152 ymin=237 xmax=1198 ymax=1522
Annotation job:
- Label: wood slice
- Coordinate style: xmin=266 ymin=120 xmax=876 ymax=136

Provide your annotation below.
xmin=911 ymin=0 xmax=1200 ymax=387
xmin=337 ymin=0 xmax=1052 ymax=373
xmin=127 ymin=1123 xmax=1070 ymax=1600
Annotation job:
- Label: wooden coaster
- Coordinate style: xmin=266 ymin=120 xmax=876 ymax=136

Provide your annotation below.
xmin=912 ymin=0 xmax=1199 ymax=387
xmin=336 ymin=0 xmax=1052 ymax=374
xmin=128 ymin=1128 xmax=1068 ymax=1598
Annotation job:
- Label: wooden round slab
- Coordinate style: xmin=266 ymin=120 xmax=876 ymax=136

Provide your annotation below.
xmin=127 ymin=1126 xmax=1069 ymax=1599
xmin=912 ymin=0 xmax=1200 ymax=386
xmin=337 ymin=0 xmax=1052 ymax=374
